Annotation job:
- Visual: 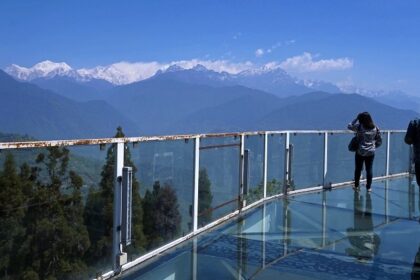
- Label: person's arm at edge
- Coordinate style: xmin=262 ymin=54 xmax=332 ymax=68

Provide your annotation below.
xmin=405 ymin=120 xmax=415 ymax=145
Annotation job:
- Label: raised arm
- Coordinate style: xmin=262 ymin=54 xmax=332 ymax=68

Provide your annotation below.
xmin=347 ymin=118 xmax=359 ymax=132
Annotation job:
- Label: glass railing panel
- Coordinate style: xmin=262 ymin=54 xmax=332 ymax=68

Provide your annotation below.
xmin=120 ymin=237 xmax=194 ymax=280
xmin=125 ymin=250 xmax=193 ymax=280
xmin=326 ymin=132 xmax=354 ymax=184
xmin=131 ymin=139 xmax=194 ymax=257
xmin=0 ymin=145 xmax=110 ymax=279
xmin=372 ymin=131 xmax=387 ymax=177
xmin=389 ymin=132 xmax=410 ymax=174
xmin=199 ymin=136 xmax=240 ymax=227
xmin=290 ymin=133 xmax=324 ymax=189
xmin=244 ymin=134 xmax=265 ymax=204
xmin=267 ymin=133 xmax=285 ymax=196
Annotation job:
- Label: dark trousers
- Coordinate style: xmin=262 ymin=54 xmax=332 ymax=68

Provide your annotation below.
xmin=354 ymin=153 xmax=375 ymax=189
xmin=415 ymin=162 xmax=420 ymax=187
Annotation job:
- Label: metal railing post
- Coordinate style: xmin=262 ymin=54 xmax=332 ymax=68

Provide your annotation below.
xmin=239 ymin=134 xmax=245 ymax=209
xmin=385 ymin=179 xmax=389 ymax=223
xmin=322 ymin=191 xmax=327 ymax=247
xmin=323 ymin=132 xmax=328 ymax=187
xmin=113 ymin=142 xmax=124 ymax=271
xmin=262 ymin=203 xmax=266 ymax=268
xmin=193 ymin=137 xmax=200 ymax=231
xmin=283 ymin=199 xmax=289 ymax=256
xmin=192 ymin=238 xmax=198 ymax=280
xmin=386 ymin=131 xmax=391 ymax=176
xmin=284 ymin=132 xmax=290 ymax=194
xmin=263 ymin=132 xmax=268 ymax=198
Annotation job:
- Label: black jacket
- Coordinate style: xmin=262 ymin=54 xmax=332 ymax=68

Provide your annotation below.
xmin=405 ymin=118 xmax=420 ymax=163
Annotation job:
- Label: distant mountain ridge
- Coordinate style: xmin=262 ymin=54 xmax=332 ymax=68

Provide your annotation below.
xmin=173 ymin=91 xmax=416 ymax=133
xmin=150 ymin=64 xmax=341 ymax=97
xmin=5 ymin=60 xmax=342 ymax=96
xmin=102 ymin=73 xmax=417 ymax=134
xmin=0 ymin=70 xmax=139 ymax=139
xmin=31 ymin=76 xmax=114 ymax=102
xmin=1 ymin=65 xmax=418 ymax=139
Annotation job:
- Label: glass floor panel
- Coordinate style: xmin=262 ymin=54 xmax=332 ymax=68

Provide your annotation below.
xmin=121 ymin=176 xmax=420 ymax=280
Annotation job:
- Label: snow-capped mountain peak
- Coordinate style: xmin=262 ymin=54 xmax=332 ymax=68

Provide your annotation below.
xmin=32 ymin=60 xmax=72 ymax=73
xmin=192 ymin=64 xmax=208 ymax=72
xmin=236 ymin=63 xmax=287 ymax=77
xmin=6 ymin=60 xmax=74 ymax=80
xmin=164 ymin=64 xmax=185 ymax=73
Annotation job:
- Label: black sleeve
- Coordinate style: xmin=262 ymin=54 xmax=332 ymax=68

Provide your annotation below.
xmin=405 ymin=121 xmax=415 ymax=145
xmin=375 ymin=127 xmax=382 ymax=147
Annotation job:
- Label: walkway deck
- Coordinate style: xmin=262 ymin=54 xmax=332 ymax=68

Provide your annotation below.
xmin=121 ymin=176 xmax=420 ymax=280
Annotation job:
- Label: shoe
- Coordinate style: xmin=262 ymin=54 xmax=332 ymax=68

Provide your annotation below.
xmin=353 ymin=185 xmax=360 ymax=191
xmin=367 ymin=188 xmax=372 ymax=192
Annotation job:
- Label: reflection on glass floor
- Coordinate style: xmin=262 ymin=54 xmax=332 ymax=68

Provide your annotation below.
xmin=122 ymin=176 xmax=420 ymax=280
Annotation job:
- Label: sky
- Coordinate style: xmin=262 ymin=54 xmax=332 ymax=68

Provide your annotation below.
xmin=0 ymin=0 xmax=419 ymax=94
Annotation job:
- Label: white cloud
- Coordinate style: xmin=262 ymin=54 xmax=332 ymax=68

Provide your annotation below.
xmin=285 ymin=39 xmax=296 ymax=45
xmin=255 ymin=39 xmax=296 ymax=56
xmin=263 ymin=61 xmax=282 ymax=70
xmin=233 ymin=32 xmax=242 ymax=40
xmin=255 ymin=49 xmax=265 ymax=57
xmin=279 ymin=52 xmax=353 ymax=73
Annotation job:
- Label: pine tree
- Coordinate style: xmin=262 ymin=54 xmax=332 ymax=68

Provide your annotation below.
xmin=142 ymin=181 xmax=181 ymax=250
xmin=20 ymin=147 xmax=90 ymax=279
xmin=142 ymin=182 xmax=160 ymax=248
xmin=198 ymin=169 xmax=213 ymax=226
xmin=246 ymin=179 xmax=282 ymax=203
xmin=0 ymin=153 xmax=25 ymax=278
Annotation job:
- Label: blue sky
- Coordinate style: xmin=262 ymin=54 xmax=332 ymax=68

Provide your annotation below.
xmin=1 ymin=0 xmax=419 ymax=94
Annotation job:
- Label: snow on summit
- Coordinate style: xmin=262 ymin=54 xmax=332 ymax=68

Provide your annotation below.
xmin=5 ymin=60 xmax=255 ymax=85
xmin=6 ymin=60 xmax=74 ymax=80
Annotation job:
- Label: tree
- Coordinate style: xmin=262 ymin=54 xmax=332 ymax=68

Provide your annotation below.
xmin=0 ymin=153 xmax=25 ymax=278
xmin=245 ymin=179 xmax=282 ymax=204
xmin=142 ymin=181 xmax=181 ymax=250
xmin=20 ymin=147 xmax=90 ymax=279
xmin=198 ymin=169 xmax=213 ymax=226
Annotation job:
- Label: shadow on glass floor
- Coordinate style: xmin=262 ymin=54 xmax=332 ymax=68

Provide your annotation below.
xmin=122 ymin=176 xmax=420 ymax=280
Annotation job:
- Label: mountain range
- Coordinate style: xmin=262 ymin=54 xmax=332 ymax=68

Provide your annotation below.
xmin=6 ymin=61 xmax=342 ymax=97
xmin=1 ymin=62 xmax=418 ymax=140
xmin=0 ymin=70 xmax=139 ymax=139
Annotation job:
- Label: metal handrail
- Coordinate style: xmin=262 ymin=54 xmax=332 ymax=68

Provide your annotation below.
xmin=0 ymin=129 xmax=406 ymax=150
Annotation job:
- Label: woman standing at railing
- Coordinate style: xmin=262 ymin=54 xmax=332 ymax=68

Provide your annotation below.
xmin=348 ymin=112 xmax=382 ymax=192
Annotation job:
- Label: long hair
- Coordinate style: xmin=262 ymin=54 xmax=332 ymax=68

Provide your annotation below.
xmin=357 ymin=112 xmax=375 ymax=129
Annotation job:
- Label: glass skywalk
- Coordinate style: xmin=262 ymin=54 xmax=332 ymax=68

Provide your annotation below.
xmin=0 ymin=130 xmax=410 ymax=279
xmin=122 ymin=176 xmax=420 ymax=280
